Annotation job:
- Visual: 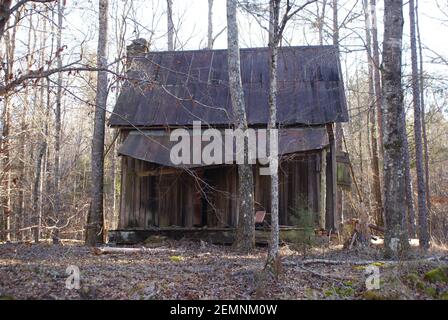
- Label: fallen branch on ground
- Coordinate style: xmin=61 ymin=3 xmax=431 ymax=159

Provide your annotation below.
xmin=91 ymin=246 xmax=169 ymax=255
xmin=295 ymin=264 xmax=355 ymax=281
xmin=284 ymin=256 xmax=447 ymax=267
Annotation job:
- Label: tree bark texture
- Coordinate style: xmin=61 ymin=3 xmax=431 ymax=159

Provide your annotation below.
xmin=381 ymin=0 xmax=409 ymax=258
xmin=409 ymin=0 xmax=429 ymax=249
xmin=86 ymin=0 xmax=108 ymax=246
xmin=226 ymin=0 xmax=255 ymax=253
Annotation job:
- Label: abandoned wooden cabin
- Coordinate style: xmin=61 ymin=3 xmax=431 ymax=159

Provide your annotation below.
xmin=108 ymin=39 xmax=350 ymax=244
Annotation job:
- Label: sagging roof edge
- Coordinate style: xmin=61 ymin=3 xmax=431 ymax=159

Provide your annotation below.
xmin=117 ymin=126 xmax=330 ymax=168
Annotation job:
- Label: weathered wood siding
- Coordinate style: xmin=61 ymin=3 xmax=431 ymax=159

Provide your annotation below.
xmin=119 ymin=152 xmax=322 ymax=229
xmin=255 ymin=153 xmax=320 ymax=226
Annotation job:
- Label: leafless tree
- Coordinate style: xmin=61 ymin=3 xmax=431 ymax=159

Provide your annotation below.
xmin=52 ymin=0 xmax=64 ymax=244
xmin=265 ymin=0 xmax=281 ymax=275
xmin=264 ymin=0 xmax=317 ymax=276
xmin=362 ymin=0 xmax=383 ymax=233
xmin=206 ymin=0 xmax=226 ymax=50
xmin=0 ymin=5 xmax=21 ymax=242
xmin=415 ymin=0 xmax=431 ymax=215
xmin=369 ymin=0 xmax=384 ymax=226
xmin=416 ymin=0 xmax=430 ymax=215
xmin=207 ymin=0 xmax=213 ymax=49
xmin=167 ymin=0 xmax=174 ymax=50
xmin=409 ymin=0 xmax=429 ymax=249
xmin=226 ymin=0 xmax=255 ymax=253
xmin=0 ymin=0 xmax=55 ymax=41
xmin=32 ymin=11 xmax=48 ymax=243
xmin=85 ymin=0 xmax=109 ymax=246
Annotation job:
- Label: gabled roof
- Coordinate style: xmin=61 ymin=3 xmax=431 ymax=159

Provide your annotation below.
xmin=109 ymin=45 xmax=348 ymax=128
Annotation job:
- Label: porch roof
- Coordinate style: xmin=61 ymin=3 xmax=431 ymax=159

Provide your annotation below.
xmin=118 ymin=126 xmax=329 ymax=168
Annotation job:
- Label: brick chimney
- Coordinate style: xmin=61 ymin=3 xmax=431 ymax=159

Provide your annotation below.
xmin=126 ymin=38 xmax=149 ymax=71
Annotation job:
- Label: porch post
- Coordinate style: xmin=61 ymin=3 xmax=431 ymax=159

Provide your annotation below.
xmin=326 ymin=123 xmax=338 ymax=232
xmin=319 ymin=149 xmax=327 ymax=230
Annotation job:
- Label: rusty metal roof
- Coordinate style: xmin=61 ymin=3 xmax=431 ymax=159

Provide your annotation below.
xmin=109 ymin=46 xmax=348 ymax=128
xmin=118 ymin=127 xmax=329 ymax=168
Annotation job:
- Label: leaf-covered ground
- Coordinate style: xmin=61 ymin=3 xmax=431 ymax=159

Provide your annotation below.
xmin=0 ymin=241 xmax=447 ymax=300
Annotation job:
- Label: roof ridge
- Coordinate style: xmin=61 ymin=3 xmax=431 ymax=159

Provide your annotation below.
xmin=144 ymin=45 xmax=338 ymax=55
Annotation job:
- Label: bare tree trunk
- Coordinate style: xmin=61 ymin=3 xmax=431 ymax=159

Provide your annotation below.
xmin=370 ymin=0 xmax=384 ymax=159
xmin=365 ymin=0 xmax=412 ymax=235
xmin=365 ymin=0 xmax=415 ymax=237
xmin=316 ymin=0 xmax=327 ymax=45
xmin=207 ymin=0 xmax=214 ymax=49
xmin=1 ymin=10 xmax=20 ymax=242
xmin=16 ymin=13 xmax=35 ymax=241
xmin=353 ymin=67 xmax=371 ymax=245
xmin=409 ymin=0 xmax=429 ymax=250
xmin=167 ymin=0 xmax=174 ymax=51
xmin=41 ymin=12 xmax=55 ymax=241
xmin=363 ymin=0 xmax=383 ymax=236
xmin=226 ymin=0 xmax=255 ymax=253
xmin=415 ymin=0 xmax=430 ymax=214
xmin=110 ymin=1 xmax=130 ymax=230
xmin=33 ymin=137 xmax=46 ymax=243
xmin=44 ymin=130 xmax=51 ymax=239
xmin=85 ymin=0 xmax=109 ymax=246
xmin=332 ymin=0 xmax=338 ymax=45
xmin=1 ymin=95 xmax=11 ymax=242
xmin=365 ymin=0 xmax=384 ymax=227
xmin=27 ymin=21 xmax=39 ymax=240
xmin=400 ymin=44 xmax=417 ymax=238
xmin=332 ymin=0 xmax=344 ymax=227
xmin=401 ymin=100 xmax=416 ymax=237
xmin=32 ymin=12 xmax=48 ymax=243
xmin=265 ymin=0 xmax=281 ymax=275
xmin=381 ymin=0 xmax=409 ymax=258
xmin=52 ymin=0 xmax=64 ymax=244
